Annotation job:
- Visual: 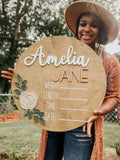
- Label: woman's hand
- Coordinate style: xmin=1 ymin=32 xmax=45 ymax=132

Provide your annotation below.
xmin=83 ymin=98 xmax=118 ymax=137
xmin=1 ymin=68 xmax=14 ymax=83
xmin=83 ymin=110 xmax=103 ymax=137
xmin=83 ymin=115 xmax=100 ymax=138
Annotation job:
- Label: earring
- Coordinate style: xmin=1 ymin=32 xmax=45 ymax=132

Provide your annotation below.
xmin=95 ymin=42 xmax=100 ymax=49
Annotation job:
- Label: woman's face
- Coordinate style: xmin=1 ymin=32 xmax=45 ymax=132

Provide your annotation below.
xmin=77 ymin=14 xmax=99 ymax=48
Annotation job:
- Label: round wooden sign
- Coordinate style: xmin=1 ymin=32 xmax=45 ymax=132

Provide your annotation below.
xmin=12 ymin=36 xmax=106 ymax=131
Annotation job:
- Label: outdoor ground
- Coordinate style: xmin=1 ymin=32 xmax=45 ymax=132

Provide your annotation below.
xmin=103 ymin=122 xmax=120 ymax=160
xmin=0 ymin=115 xmax=120 ymax=160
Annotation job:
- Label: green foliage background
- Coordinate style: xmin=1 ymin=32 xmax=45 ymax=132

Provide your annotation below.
xmin=0 ymin=0 xmax=120 ymax=93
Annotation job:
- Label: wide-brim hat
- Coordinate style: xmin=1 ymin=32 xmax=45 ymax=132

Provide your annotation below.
xmin=65 ymin=1 xmax=119 ymax=43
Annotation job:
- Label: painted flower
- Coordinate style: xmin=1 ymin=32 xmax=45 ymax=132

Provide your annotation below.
xmin=20 ymin=91 xmax=38 ymax=110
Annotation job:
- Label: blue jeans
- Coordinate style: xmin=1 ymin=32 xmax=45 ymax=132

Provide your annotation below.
xmin=44 ymin=125 xmax=94 ymax=160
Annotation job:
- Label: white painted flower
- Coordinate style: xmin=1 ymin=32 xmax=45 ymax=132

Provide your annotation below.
xmin=20 ymin=91 xmax=38 ymax=110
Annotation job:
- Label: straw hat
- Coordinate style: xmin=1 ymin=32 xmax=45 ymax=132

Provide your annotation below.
xmin=65 ymin=1 xmax=119 ymax=43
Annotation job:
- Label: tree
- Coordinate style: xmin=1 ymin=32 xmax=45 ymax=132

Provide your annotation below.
xmin=0 ymin=0 xmax=120 ymax=93
xmin=0 ymin=0 xmax=34 ymax=92
xmin=0 ymin=0 xmax=72 ymax=93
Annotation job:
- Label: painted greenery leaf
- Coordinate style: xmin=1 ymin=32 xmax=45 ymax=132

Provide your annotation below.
xmin=28 ymin=111 xmax=33 ymax=120
xmin=21 ymin=85 xmax=27 ymax=91
xmin=39 ymin=117 xmax=45 ymax=126
xmin=24 ymin=109 xmax=29 ymax=116
xmin=14 ymin=89 xmax=21 ymax=95
xmin=15 ymin=82 xmax=21 ymax=88
xmin=14 ymin=95 xmax=19 ymax=99
xmin=14 ymin=74 xmax=27 ymax=97
xmin=22 ymin=80 xmax=27 ymax=86
xmin=33 ymin=109 xmax=40 ymax=114
xmin=39 ymin=112 xmax=44 ymax=118
xmin=24 ymin=109 xmax=45 ymax=126
xmin=34 ymin=115 xmax=39 ymax=123
xmin=17 ymin=74 xmax=22 ymax=83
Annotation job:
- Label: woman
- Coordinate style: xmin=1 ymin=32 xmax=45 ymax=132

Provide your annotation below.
xmin=1 ymin=1 xmax=120 ymax=160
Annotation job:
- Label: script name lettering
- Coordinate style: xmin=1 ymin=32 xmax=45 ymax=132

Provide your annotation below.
xmin=24 ymin=45 xmax=90 ymax=67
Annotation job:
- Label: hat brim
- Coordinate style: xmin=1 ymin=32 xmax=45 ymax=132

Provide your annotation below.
xmin=65 ymin=1 xmax=119 ymax=43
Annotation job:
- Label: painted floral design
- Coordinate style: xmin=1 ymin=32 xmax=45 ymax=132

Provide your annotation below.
xmin=14 ymin=74 xmax=45 ymax=126
xmin=20 ymin=91 xmax=38 ymax=110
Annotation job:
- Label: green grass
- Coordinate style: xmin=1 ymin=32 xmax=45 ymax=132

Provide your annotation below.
xmin=0 ymin=117 xmax=42 ymax=157
xmin=0 ymin=117 xmax=120 ymax=158
xmin=103 ymin=122 xmax=120 ymax=148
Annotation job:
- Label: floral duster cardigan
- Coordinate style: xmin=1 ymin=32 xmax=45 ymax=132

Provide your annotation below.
xmin=38 ymin=50 xmax=120 ymax=160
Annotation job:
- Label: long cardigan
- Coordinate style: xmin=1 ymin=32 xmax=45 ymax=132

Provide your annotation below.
xmin=38 ymin=50 xmax=120 ymax=160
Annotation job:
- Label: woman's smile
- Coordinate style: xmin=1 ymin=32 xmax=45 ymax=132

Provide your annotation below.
xmin=77 ymin=15 xmax=99 ymax=49
xmin=82 ymin=34 xmax=94 ymax=40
